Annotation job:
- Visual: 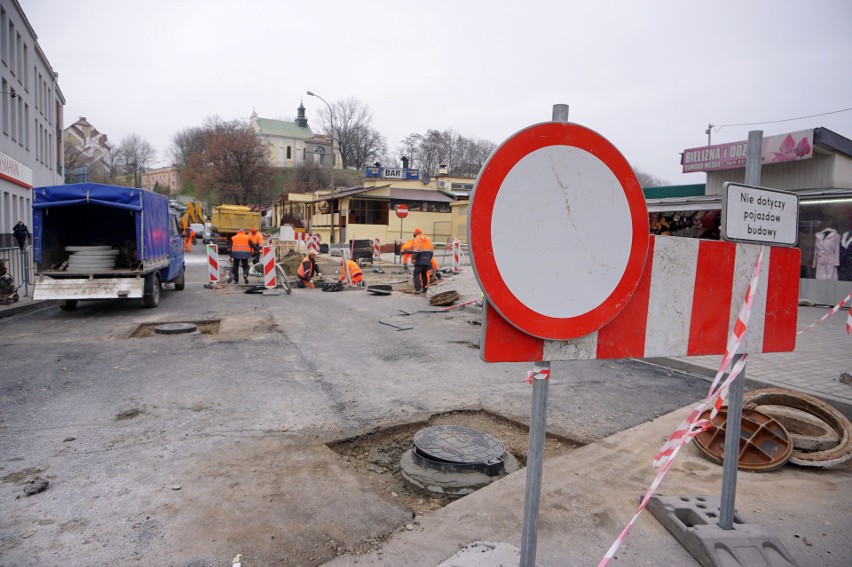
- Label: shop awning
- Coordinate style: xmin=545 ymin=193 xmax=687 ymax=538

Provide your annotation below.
xmin=390 ymin=188 xmax=455 ymax=203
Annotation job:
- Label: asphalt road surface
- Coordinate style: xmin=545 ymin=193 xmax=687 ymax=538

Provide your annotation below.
xmin=0 ymin=247 xmax=711 ymax=567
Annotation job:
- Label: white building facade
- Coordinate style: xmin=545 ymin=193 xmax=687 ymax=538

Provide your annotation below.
xmin=0 ymin=0 xmax=64 ymax=249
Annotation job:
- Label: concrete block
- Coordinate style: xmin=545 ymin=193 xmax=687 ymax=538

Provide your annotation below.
xmin=647 ymin=495 xmax=797 ymax=567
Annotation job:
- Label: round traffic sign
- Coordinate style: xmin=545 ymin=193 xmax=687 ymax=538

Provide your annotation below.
xmin=396 ymin=204 xmax=409 ymax=218
xmin=469 ymin=121 xmax=648 ymax=340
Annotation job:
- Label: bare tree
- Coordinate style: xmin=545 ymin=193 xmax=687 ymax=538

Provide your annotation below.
xmin=116 ymin=134 xmax=156 ymax=188
xmin=179 ymin=119 xmax=275 ymax=205
xmin=317 ymin=97 xmax=387 ymax=169
xmin=168 ymin=126 xmax=207 ymax=167
xmin=632 ymin=165 xmax=667 ymax=188
xmin=399 ymin=129 xmax=495 ymax=178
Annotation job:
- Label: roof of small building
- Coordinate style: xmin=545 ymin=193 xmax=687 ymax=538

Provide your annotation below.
xmin=254 ymin=117 xmax=314 ymax=139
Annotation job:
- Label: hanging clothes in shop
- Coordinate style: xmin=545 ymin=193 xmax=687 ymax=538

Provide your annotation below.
xmin=839 ymin=230 xmax=852 ymax=281
xmin=813 ymin=228 xmax=841 ymax=280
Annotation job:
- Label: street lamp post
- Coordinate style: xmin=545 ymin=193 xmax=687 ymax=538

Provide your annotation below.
xmin=307 ymin=90 xmax=337 ymax=242
xmin=306 ymin=90 xmax=334 ymax=165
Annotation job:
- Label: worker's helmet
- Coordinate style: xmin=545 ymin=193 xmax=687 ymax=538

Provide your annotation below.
xmin=249 ymin=227 xmax=257 ymax=233
xmin=414 ymin=228 xmax=423 ymax=235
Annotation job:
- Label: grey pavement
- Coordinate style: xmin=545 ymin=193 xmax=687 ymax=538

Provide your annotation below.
xmin=4 ymin=251 xmax=851 ymax=566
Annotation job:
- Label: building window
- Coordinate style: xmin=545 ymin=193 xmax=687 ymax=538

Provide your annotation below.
xmin=348 ymin=199 xmax=389 ymax=225
xmin=8 ymin=21 xmax=13 ymax=75
xmin=1 ymin=78 xmax=7 ymax=136
xmin=390 ymin=199 xmax=452 ymax=213
xmin=287 ymin=146 xmax=291 ymax=159
xmin=0 ymin=8 xmax=6 ymax=65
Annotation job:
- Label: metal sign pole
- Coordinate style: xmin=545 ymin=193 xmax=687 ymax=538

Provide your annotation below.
xmin=719 ymin=129 xmax=762 ymax=530
xmin=520 ymin=103 xmax=569 ymax=567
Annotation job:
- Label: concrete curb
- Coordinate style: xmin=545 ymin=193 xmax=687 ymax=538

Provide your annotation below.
xmin=641 ymin=357 xmax=852 ymax=419
xmin=0 ymin=298 xmax=53 ymax=318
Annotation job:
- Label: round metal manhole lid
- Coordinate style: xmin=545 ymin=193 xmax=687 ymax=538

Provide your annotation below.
xmin=154 ymin=323 xmax=198 ymax=335
xmin=413 ymin=425 xmax=504 ymax=465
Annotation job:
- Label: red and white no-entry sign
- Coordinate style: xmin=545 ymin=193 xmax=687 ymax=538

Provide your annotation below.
xmin=395 ymin=204 xmax=409 ymax=218
xmin=469 ymin=122 xmax=649 ymax=340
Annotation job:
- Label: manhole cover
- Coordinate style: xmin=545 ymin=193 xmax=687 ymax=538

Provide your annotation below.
xmin=154 ymin=323 xmax=198 ymax=335
xmin=412 ymin=425 xmax=505 ymax=476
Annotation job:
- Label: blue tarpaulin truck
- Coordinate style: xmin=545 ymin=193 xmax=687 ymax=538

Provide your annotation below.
xmin=31 ymin=183 xmax=185 ymax=309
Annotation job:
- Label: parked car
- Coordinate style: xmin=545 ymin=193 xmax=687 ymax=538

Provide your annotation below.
xmin=190 ymin=223 xmax=209 ymax=244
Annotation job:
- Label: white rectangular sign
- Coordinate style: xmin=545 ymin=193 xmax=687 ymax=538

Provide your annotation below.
xmin=382 ymin=167 xmax=405 ymax=179
xmin=721 ymin=183 xmax=798 ymax=246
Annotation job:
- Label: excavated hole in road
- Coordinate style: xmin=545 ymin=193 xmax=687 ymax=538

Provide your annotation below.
xmin=327 ymin=409 xmax=582 ymax=516
xmin=129 ymin=320 xmax=221 ymax=338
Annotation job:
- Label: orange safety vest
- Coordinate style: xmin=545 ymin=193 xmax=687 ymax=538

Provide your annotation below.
xmin=339 ymin=260 xmax=363 ymax=282
xmin=297 ymin=256 xmax=315 ymax=279
xmin=401 ymin=239 xmax=414 ymax=263
xmin=231 ymin=231 xmax=252 ymax=253
xmin=248 ymin=231 xmax=263 ymax=249
xmin=412 ymin=234 xmax=433 ymax=252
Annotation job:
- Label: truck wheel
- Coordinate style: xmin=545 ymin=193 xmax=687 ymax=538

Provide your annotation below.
xmin=174 ymin=266 xmax=186 ymax=291
xmin=143 ymin=273 xmax=161 ymax=308
xmin=59 ymin=300 xmax=78 ymax=311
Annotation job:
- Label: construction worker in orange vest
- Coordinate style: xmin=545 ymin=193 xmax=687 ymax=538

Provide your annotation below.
xmin=183 ymin=226 xmax=195 ymax=252
xmin=248 ymin=227 xmax=264 ymax=264
xmin=427 ymin=256 xmax=442 ymax=285
xmin=400 ymin=238 xmax=414 ymax=270
xmin=339 ymin=259 xmax=364 ymax=286
xmin=229 ymin=229 xmax=252 ymax=284
xmin=411 ymin=228 xmax=433 ymax=293
xmin=297 ymin=249 xmax=321 ymax=288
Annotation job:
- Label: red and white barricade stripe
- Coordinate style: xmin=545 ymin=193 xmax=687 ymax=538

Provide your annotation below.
xmin=207 ymin=244 xmax=220 ymax=283
xmin=373 ymin=237 xmax=381 ymax=259
xmin=797 ymin=292 xmax=852 ymax=336
xmin=482 ymin=236 xmax=800 ymax=363
xmin=452 ymin=239 xmax=461 ymax=273
xmin=307 ymin=234 xmax=319 ymax=254
xmin=263 ymin=245 xmax=276 ymax=289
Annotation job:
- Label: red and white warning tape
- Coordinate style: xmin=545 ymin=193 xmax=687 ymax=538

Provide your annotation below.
xmin=598 ymin=247 xmax=766 ymax=566
xmin=523 ymin=364 xmax=551 ymax=385
xmin=796 ymin=293 xmax=852 ymax=336
xmin=599 ymin=255 xmax=852 ymax=565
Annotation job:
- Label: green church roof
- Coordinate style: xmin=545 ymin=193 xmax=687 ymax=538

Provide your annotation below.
xmin=254 ymin=117 xmax=314 ymax=139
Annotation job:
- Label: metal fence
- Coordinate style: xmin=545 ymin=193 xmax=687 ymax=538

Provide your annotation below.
xmin=0 ymin=246 xmax=32 ymax=297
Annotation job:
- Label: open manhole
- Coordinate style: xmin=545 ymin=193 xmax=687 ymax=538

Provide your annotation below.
xmin=129 ymin=320 xmax=221 ymax=338
xmin=401 ymin=425 xmax=520 ymax=497
xmin=327 ymin=409 xmax=580 ymax=515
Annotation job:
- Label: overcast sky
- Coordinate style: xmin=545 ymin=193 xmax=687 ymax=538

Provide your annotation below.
xmin=22 ymin=0 xmax=852 ymax=184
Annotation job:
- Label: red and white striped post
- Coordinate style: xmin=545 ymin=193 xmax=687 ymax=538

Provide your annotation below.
xmin=452 ymin=239 xmax=461 ymax=273
xmin=263 ymin=245 xmax=276 ymax=289
xmin=206 ymin=244 xmax=220 ymax=285
xmin=373 ymin=237 xmax=381 ymax=260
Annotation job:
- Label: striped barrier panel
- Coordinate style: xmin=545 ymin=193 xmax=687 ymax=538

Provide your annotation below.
xmin=207 ymin=244 xmax=219 ymax=283
xmin=481 ymin=236 xmax=801 ymax=362
xmin=263 ymin=245 xmax=276 ymax=289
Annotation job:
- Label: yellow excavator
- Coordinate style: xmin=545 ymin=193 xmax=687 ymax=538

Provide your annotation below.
xmin=179 ymin=202 xmax=206 ymax=230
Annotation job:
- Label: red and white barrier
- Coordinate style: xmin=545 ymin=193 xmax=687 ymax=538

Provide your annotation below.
xmin=373 ymin=237 xmax=381 ymax=259
xmin=452 ymin=239 xmax=461 ymax=273
xmin=482 ymin=236 xmax=801 ymax=362
xmin=307 ymin=234 xmax=319 ymax=254
xmin=207 ymin=244 xmax=219 ymax=283
xmin=263 ymin=245 xmax=276 ymax=289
